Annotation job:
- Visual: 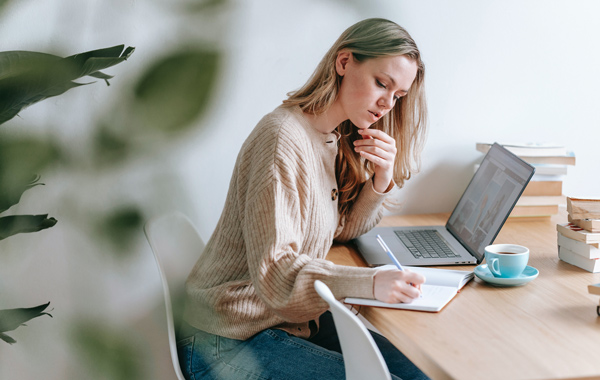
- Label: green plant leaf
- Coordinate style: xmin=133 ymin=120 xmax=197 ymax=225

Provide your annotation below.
xmin=0 ymin=214 xmax=57 ymax=240
xmin=0 ymin=174 xmax=43 ymax=214
xmin=0 ymin=45 xmax=135 ymax=125
xmin=0 ymin=332 xmax=16 ymax=344
xmin=0 ymin=135 xmax=61 ymax=206
xmin=133 ymin=48 xmax=219 ymax=133
xmin=66 ymin=45 xmax=135 ymax=83
xmin=0 ymin=302 xmax=52 ymax=345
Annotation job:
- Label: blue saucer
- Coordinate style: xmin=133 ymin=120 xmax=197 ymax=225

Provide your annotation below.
xmin=474 ymin=264 xmax=539 ymax=286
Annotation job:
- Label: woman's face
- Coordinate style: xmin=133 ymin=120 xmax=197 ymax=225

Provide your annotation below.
xmin=335 ymin=52 xmax=418 ymax=130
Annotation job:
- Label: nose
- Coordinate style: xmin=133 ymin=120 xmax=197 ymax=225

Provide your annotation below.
xmin=378 ymin=93 xmax=395 ymax=110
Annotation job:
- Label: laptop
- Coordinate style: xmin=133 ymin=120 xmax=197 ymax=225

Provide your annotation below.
xmin=353 ymin=143 xmax=535 ymax=266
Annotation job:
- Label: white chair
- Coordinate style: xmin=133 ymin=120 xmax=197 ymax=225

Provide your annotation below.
xmin=144 ymin=212 xmax=206 ymax=380
xmin=314 ymin=280 xmax=392 ymax=380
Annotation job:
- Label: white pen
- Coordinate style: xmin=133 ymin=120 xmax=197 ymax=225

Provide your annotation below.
xmin=376 ymin=234 xmax=421 ymax=294
xmin=376 ymin=234 xmax=404 ymax=270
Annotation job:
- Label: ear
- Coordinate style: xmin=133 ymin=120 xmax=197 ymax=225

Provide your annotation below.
xmin=335 ymin=51 xmax=352 ymax=76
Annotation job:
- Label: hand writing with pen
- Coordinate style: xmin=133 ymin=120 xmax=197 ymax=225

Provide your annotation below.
xmin=373 ymin=234 xmax=425 ymax=303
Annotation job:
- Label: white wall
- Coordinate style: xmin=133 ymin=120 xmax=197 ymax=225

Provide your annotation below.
xmin=1 ymin=1 xmax=599 ymax=379
xmin=385 ymin=0 xmax=600 ymax=213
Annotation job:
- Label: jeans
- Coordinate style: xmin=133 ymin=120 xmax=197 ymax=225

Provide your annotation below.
xmin=177 ymin=311 xmax=430 ymax=380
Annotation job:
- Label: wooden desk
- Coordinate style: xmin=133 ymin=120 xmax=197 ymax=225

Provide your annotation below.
xmin=327 ymin=211 xmax=600 ymax=380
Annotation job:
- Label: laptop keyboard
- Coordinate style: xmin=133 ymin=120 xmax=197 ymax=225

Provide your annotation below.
xmin=394 ymin=230 xmax=460 ymax=259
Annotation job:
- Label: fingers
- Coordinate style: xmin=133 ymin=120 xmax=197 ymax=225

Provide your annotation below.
xmin=357 ymin=128 xmax=394 ymax=143
xmin=354 ymin=129 xmax=397 ymax=163
xmin=354 ymin=129 xmax=396 ymax=193
xmin=356 ymin=150 xmax=394 ymax=169
xmin=373 ymin=269 xmax=426 ymax=304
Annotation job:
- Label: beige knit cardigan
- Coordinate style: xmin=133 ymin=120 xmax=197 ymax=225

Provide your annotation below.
xmin=183 ymin=105 xmax=391 ymax=340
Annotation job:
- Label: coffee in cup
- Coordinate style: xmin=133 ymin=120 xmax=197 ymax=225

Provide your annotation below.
xmin=484 ymin=244 xmax=529 ymax=278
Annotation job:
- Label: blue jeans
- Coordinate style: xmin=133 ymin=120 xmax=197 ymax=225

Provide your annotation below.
xmin=177 ymin=311 xmax=430 ymax=380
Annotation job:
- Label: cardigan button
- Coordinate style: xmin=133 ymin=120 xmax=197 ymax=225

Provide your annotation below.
xmin=331 ymin=188 xmax=338 ymax=201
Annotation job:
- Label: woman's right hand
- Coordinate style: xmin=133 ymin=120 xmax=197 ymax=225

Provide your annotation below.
xmin=373 ymin=269 xmax=426 ymax=303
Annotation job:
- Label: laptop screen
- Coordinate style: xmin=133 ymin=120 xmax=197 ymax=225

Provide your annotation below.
xmin=446 ymin=143 xmax=535 ymax=261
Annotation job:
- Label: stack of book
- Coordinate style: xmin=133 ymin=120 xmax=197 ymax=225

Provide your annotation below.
xmin=476 ymin=142 xmax=575 ymax=218
xmin=556 ymin=197 xmax=600 ymax=273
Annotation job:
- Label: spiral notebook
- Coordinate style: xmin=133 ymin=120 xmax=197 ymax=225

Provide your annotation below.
xmin=344 ymin=266 xmax=474 ymax=312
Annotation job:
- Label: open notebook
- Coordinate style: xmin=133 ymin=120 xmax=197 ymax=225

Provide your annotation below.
xmin=344 ymin=266 xmax=474 ymax=312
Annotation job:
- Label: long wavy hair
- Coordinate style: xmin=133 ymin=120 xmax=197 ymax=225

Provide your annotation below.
xmin=284 ymin=18 xmax=428 ymax=219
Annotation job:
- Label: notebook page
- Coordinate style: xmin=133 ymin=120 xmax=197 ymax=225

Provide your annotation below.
xmin=345 ymin=284 xmax=458 ymax=312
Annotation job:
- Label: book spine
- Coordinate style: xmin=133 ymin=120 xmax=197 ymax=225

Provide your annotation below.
xmin=558 ymin=247 xmax=600 ymax=273
xmin=510 ymin=205 xmax=558 ymax=217
xmin=531 ymin=164 xmax=568 ymax=176
xmin=517 ymin=196 xmax=565 ymax=206
xmin=567 ymin=215 xmax=600 ymax=233
xmin=567 ymin=198 xmax=600 ymax=219
xmin=556 ymin=223 xmax=600 ymax=244
xmin=557 ymin=232 xmax=600 ymax=259
xmin=522 ymin=181 xmax=562 ymax=196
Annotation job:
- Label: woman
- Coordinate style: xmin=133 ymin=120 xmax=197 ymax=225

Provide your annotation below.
xmin=179 ymin=18 xmax=429 ymax=380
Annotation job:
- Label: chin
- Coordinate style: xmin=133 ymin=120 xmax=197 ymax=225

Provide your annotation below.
xmin=351 ymin=120 xmax=372 ymax=130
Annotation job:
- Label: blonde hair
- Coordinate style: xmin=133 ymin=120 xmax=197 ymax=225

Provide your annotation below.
xmin=284 ymin=18 xmax=428 ymax=218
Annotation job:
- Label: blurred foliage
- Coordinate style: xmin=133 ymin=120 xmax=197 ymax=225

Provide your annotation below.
xmin=133 ymin=49 xmax=219 ymax=133
xmin=92 ymin=123 xmax=132 ymax=166
xmin=97 ymin=207 xmax=144 ymax=257
xmin=182 ymin=0 xmax=228 ymax=13
xmin=0 ymin=0 xmax=225 ymax=367
xmin=0 ymin=302 xmax=52 ymax=344
xmin=0 ymin=45 xmax=134 ymax=125
xmin=72 ymin=321 xmax=144 ymax=380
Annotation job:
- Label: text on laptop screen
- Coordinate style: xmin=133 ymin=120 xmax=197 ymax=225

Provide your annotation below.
xmin=446 ymin=144 xmax=534 ymax=261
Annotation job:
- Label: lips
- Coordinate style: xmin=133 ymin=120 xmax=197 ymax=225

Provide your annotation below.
xmin=369 ymin=110 xmax=381 ymax=121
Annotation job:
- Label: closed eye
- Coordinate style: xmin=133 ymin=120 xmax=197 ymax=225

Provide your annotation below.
xmin=376 ymin=79 xmax=386 ymax=89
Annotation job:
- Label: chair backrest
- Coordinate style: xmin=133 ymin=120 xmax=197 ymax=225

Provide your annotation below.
xmin=314 ymin=280 xmax=392 ymax=380
xmin=144 ymin=212 xmax=205 ymax=380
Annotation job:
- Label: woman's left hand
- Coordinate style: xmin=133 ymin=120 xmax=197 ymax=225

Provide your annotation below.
xmin=353 ymin=128 xmax=397 ymax=193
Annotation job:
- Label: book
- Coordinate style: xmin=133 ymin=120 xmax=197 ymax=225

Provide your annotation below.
xmin=514 ymin=152 xmax=576 ymax=166
xmin=344 ymin=266 xmax=474 ymax=312
xmin=522 ymin=180 xmax=562 ymax=196
xmin=557 ymin=231 xmax=600 ymax=259
xmin=531 ymin=173 xmax=567 ymax=182
xmin=556 ymin=223 xmax=600 ymax=244
xmin=558 ymin=247 xmax=600 ymax=273
xmin=517 ymin=195 xmax=566 ymax=207
xmin=531 ymin=164 xmax=568 ymax=176
xmin=476 ymin=142 xmax=568 ymax=157
xmin=510 ymin=205 xmax=558 ymax=217
xmin=567 ymin=197 xmax=600 ymax=219
xmin=509 ymin=194 xmax=564 ymax=218
xmin=568 ymin=215 xmax=600 ymax=233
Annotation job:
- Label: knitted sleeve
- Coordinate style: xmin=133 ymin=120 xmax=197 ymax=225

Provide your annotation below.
xmin=240 ymin=124 xmax=375 ymax=322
